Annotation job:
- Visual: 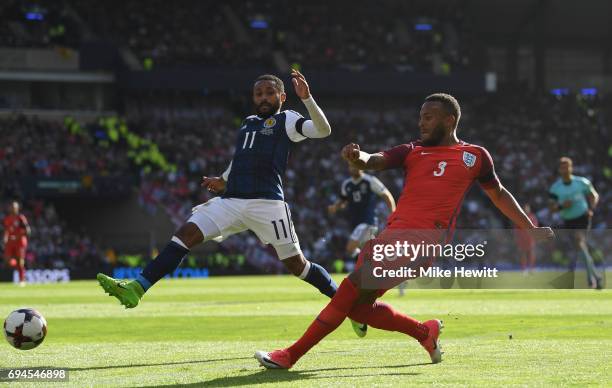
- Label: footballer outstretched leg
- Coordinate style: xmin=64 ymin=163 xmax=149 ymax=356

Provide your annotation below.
xmin=254 ymin=350 xmax=293 ymax=369
xmin=97 ymin=273 xmax=145 ymax=308
xmin=350 ymin=319 xmax=368 ymax=338
xmin=419 ymin=319 xmax=444 ymax=364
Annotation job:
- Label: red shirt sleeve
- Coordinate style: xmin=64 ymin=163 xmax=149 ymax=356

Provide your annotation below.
xmin=477 ymin=147 xmax=500 ymax=189
xmin=381 ymin=143 xmax=413 ymax=169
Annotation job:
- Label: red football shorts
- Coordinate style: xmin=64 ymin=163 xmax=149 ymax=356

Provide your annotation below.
xmin=4 ymin=241 xmax=27 ymax=260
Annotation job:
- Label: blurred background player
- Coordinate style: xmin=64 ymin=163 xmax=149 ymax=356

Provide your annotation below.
xmin=549 ymin=157 xmax=602 ymax=289
xmin=514 ymin=203 xmax=539 ymax=275
xmin=328 ymin=164 xmax=396 ymax=333
xmin=3 ymin=201 xmax=31 ymax=286
xmin=328 ymin=164 xmax=396 ymax=264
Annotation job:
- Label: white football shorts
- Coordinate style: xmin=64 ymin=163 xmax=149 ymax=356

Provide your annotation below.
xmin=188 ymin=197 xmax=301 ymax=260
xmin=349 ymin=223 xmax=378 ymax=246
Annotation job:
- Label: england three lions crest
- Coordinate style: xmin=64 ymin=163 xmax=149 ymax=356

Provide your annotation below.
xmin=463 ymin=151 xmax=476 ymax=168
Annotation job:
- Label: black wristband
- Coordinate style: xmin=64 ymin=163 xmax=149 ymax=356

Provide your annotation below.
xmin=295 ymin=118 xmax=307 ymax=137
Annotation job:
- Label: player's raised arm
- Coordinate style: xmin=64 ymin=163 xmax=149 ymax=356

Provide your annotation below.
xmin=341 ymin=142 xmax=411 ymax=172
xmin=327 ymin=199 xmax=347 ymax=215
xmin=341 ymin=143 xmax=387 ymax=170
xmin=478 ymin=149 xmax=554 ymax=241
xmin=290 ymin=69 xmax=331 ymax=138
xmin=369 ymin=175 xmax=396 ymax=212
xmin=379 ymin=187 xmax=396 ymax=213
xmin=21 ymin=215 xmax=31 ymax=237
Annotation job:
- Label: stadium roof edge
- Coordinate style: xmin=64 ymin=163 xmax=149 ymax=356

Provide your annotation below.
xmin=0 ymin=70 xmax=114 ymax=83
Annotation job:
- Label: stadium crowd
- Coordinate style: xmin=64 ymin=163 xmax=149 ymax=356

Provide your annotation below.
xmin=3 ymin=90 xmax=609 ymax=272
xmin=2 ymin=0 xmax=475 ymax=72
xmin=119 ymin=90 xmax=612 ymax=259
xmin=0 ymin=0 xmax=81 ymax=48
xmin=0 ymin=115 xmax=130 ymax=178
xmin=0 ymin=199 xmax=102 ymax=271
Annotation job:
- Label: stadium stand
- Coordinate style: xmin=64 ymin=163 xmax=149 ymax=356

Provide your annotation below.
xmin=2 ymin=91 xmax=609 ymax=271
xmin=1 ymin=1 xmax=609 ymax=274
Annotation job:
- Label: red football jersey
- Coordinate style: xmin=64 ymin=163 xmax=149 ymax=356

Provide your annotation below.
xmin=3 ymin=214 xmax=29 ymax=244
xmin=382 ymin=140 xmax=499 ymax=230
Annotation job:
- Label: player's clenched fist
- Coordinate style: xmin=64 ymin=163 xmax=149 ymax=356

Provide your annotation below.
xmin=201 ymin=176 xmax=226 ymax=194
xmin=341 ymin=143 xmax=361 ymax=162
xmin=528 ymin=227 xmax=555 ymax=242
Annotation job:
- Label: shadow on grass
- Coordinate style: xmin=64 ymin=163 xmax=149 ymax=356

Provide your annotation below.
xmin=140 ymin=362 xmax=427 ymax=387
xmin=64 ymin=357 xmax=252 ymax=372
xmin=299 ymin=362 xmax=432 ymax=373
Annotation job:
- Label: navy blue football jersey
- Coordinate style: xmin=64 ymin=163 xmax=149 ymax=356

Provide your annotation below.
xmin=224 ymin=110 xmax=307 ymax=200
xmin=340 ymin=174 xmax=387 ymax=227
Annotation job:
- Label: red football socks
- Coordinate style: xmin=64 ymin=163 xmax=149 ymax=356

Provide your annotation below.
xmin=287 ymin=278 xmax=359 ymax=364
xmin=348 ymin=301 xmax=429 ymax=342
xmin=286 ymin=278 xmax=432 ymax=365
xmin=18 ymin=264 xmax=25 ymax=282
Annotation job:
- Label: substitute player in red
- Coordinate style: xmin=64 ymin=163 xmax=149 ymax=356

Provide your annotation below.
xmin=3 ymin=201 xmax=31 ymax=286
xmin=255 ymin=93 xmax=554 ymax=368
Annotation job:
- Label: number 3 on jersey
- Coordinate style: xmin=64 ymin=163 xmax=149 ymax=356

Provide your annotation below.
xmin=433 ymin=161 xmax=447 ymax=177
xmin=242 ymin=131 xmax=257 ymax=149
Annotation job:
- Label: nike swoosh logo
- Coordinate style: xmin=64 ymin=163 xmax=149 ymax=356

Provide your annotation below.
xmin=264 ymin=357 xmax=282 ymax=367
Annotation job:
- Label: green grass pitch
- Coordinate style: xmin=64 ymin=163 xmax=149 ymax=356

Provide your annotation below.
xmin=1 ymin=276 xmax=610 ymax=387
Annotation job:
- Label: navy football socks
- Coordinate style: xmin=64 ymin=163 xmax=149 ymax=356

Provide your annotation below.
xmin=136 ymin=241 xmax=337 ymax=298
xmin=136 ymin=241 xmax=189 ymax=292
xmin=304 ymin=262 xmax=338 ymax=298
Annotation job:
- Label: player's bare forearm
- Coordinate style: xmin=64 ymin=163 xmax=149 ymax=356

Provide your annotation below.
xmin=486 ymin=187 xmax=553 ymax=240
xmin=382 ymin=190 xmax=396 ymax=212
xmin=484 ymin=185 xmax=536 ymax=229
xmin=349 ymin=158 xmax=378 ymax=170
xmin=587 ymin=191 xmax=599 ymax=210
xmin=328 ymin=199 xmax=347 ymax=215
xmin=342 ymin=143 xmax=388 ymax=171
xmin=362 ymin=153 xmax=388 ymax=171
xmin=333 ymin=199 xmax=347 ymax=210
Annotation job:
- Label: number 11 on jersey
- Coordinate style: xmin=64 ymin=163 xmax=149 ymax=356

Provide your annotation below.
xmin=242 ymin=131 xmax=257 ymax=149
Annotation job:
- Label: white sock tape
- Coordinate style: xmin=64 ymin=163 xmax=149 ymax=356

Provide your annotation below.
xmin=298 ymin=260 xmax=312 ymax=279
